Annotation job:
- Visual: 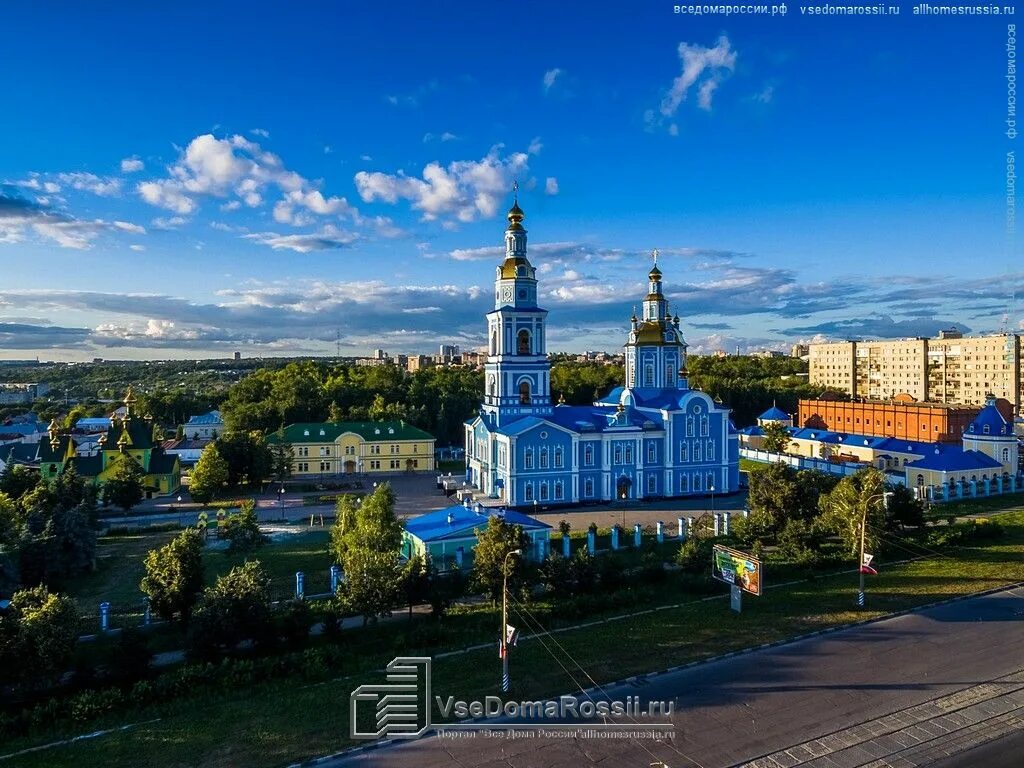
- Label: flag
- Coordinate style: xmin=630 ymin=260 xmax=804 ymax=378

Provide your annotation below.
xmin=505 ymin=624 xmax=519 ymax=647
xmin=860 ymin=553 xmax=877 ymax=575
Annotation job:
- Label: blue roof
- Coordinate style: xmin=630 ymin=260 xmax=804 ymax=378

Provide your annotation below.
xmin=185 ymin=410 xmax=223 ymax=426
xmin=404 ymin=503 xmax=551 ymax=543
xmin=906 ymin=449 xmax=1003 ymax=472
xmin=965 ymin=403 xmax=1012 ymax=437
xmin=596 ymin=386 xmax=714 ymax=412
xmin=0 ymin=422 xmax=43 ymax=436
xmin=74 ymin=417 xmax=111 ymax=430
xmin=759 ymin=406 xmax=790 ymax=421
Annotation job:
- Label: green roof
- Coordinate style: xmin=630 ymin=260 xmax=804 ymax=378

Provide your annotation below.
xmin=268 ymin=420 xmax=435 ymax=444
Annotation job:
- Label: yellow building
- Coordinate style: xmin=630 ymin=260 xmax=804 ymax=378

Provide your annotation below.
xmin=267 ymin=420 xmax=435 ymax=477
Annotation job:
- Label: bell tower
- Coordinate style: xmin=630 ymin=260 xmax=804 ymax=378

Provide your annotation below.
xmin=624 ymin=251 xmax=688 ymax=390
xmin=480 ymin=193 xmax=552 ymax=427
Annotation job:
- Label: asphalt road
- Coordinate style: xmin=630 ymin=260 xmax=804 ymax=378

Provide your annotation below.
xmin=329 ymin=586 xmax=1024 ymax=768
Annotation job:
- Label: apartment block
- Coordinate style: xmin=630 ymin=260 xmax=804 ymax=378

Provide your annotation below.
xmin=808 ymin=333 xmax=1023 ymax=414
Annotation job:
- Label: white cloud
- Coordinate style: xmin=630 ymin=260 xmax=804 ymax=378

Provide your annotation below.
xmin=151 ymin=216 xmax=187 ymax=230
xmin=543 ymin=68 xmax=562 ymax=93
xmin=250 ymin=128 xmax=270 ymax=138
xmin=129 ymin=244 xmax=146 ymax=252
xmin=135 ymin=134 xmax=352 ymax=224
xmin=545 ymin=177 xmax=559 ymax=195
xmin=656 ymin=35 xmax=737 ymax=124
xmin=244 ymin=224 xmax=359 ymax=253
xmin=354 ymin=146 xmax=531 ymax=224
xmin=423 ymin=132 xmax=461 ymax=143
xmin=752 ymin=84 xmax=775 ymax=104
xmin=113 ymin=221 xmax=146 ymax=234
xmin=528 ymin=137 xmax=543 ymax=155
xmin=0 ymin=193 xmax=145 ymax=250
xmin=120 ymin=157 xmax=145 ymax=173
xmin=57 ymin=172 xmax=122 ymax=196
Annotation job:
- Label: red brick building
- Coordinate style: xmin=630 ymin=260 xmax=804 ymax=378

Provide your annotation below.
xmin=798 ymin=395 xmax=987 ymax=443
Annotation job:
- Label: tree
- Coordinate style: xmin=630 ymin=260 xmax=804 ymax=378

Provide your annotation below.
xmin=188 ymin=560 xmax=272 ymax=658
xmin=0 ymin=464 xmax=40 ymax=502
xmin=333 ymin=483 xmax=405 ymax=625
xmin=270 ymin=442 xmax=293 ymax=481
xmin=141 ymin=528 xmax=205 ymax=622
xmin=329 ymin=494 xmax=358 ymax=564
xmin=886 ymin=483 xmax=925 ymax=529
xmin=190 ymin=443 xmax=229 ymax=504
xmin=0 ymin=586 xmax=79 ymax=689
xmin=102 ymin=455 xmax=146 ymax=513
xmin=761 ymin=421 xmax=792 ymax=454
xmin=222 ymin=500 xmax=266 ymax=553
xmin=470 ymin=515 xmax=529 ymax=604
xmin=214 ymin=431 xmax=273 ymax=486
xmin=817 ymin=468 xmax=888 ymax=556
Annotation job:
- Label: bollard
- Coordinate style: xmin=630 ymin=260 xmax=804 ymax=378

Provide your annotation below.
xmin=713 ymin=513 xmax=721 ymax=537
xmin=722 ymin=512 xmax=730 ymax=536
xmin=743 ymin=507 xmax=750 ymax=519
xmin=330 ymin=565 xmax=341 ymax=593
xmin=657 ymin=521 xmax=664 ymax=544
xmin=633 ymin=523 xmax=642 ymax=548
xmin=143 ymin=597 xmax=151 ymax=626
xmin=677 ymin=517 xmax=686 ymax=541
xmin=455 ymin=546 xmax=464 ymax=569
xmin=611 ymin=526 xmax=620 ymax=550
xmin=295 ymin=571 xmax=305 ymax=600
xmin=562 ymin=532 xmax=571 ymax=558
xmin=100 ymin=601 xmax=111 ymax=632
xmin=687 ymin=516 xmax=696 ymax=537
xmin=587 ymin=529 xmax=596 ymax=555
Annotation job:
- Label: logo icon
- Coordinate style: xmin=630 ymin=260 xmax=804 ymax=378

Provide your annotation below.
xmin=350 ymin=656 xmax=431 ymax=740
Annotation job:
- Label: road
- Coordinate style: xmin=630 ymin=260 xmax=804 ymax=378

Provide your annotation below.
xmin=328 ymin=586 xmax=1024 ymax=768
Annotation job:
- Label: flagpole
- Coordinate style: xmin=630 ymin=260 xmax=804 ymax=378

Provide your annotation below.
xmin=501 ymin=548 xmax=521 ymax=692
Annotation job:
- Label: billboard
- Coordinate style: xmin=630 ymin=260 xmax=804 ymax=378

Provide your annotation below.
xmin=712 ymin=545 xmax=762 ymax=596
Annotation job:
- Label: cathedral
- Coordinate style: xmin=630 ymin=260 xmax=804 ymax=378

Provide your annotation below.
xmin=464 ymin=198 xmax=739 ymax=508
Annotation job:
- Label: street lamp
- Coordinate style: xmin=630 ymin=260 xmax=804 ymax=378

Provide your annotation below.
xmin=176 ymin=495 xmax=182 ymax=527
xmin=501 ymin=548 xmax=522 ymax=693
xmin=710 ymin=480 xmax=715 ymax=520
xmin=278 ymin=486 xmax=285 ymax=522
xmin=858 ymin=491 xmax=893 ymax=608
xmin=620 ymin=490 xmax=627 ymax=529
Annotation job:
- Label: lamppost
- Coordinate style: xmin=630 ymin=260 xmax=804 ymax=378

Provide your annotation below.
xmin=177 ymin=495 xmax=182 ymax=527
xmin=710 ymin=480 xmax=715 ymax=520
xmin=620 ymin=491 xmax=627 ymax=529
xmin=501 ymin=548 xmax=522 ymax=692
xmin=858 ymin=491 xmax=892 ymax=608
xmin=278 ymin=486 xmax=285 ymax=522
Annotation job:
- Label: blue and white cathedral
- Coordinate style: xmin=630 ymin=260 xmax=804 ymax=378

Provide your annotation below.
xmin=465 ymin=199 xmax=739 ymax=508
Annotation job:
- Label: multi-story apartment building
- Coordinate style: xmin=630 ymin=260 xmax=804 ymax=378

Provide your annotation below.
xmin=809 ymin=333 xmax=1023 ymax=414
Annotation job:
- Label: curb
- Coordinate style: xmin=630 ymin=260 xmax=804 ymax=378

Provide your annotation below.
xmin=294 ymin=580 xmax=1024 ymax=767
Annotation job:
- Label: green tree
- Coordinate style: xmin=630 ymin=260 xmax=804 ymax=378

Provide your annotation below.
xmin=0 ymin=464 xmax=40 ymax=502
xmin=761 ymin=421 xmax=792 ymax=453
xmin=817 ymin=468 xmax=888 ymax=556
xmin=188 ymin=560 xmax=272 ymax=658
xmin=189 ymin=443 xmax=229 ymax=504
xmin=333 ymin=483 xmax=404 ymax=625
xmin=214 ymin=431 xmax=273 ymax=486
xmin=270 ymin=442 xmax=293 ymax=481
xmin=470 ymin=515 xmax=530 ymax=603
xmin=329 ymin=494 xmax=358 ymax=564
xmin=101 ymin=455 xmax=146 ymax=513
xmin=0 ymin=586 xmax=79 ymax=689
xmin=140 ymin=528 xmax=205 ymax=622
xmin=222 ymin=500 xmax=265 ymax=553
xmin=886 ymin=483 xmax=925 ymax=530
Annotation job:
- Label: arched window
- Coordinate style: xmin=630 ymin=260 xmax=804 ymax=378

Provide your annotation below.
xmin=524 ymin=483 xmax=533 ymax=501
xmin=539 ymin=448 xmax=549 ymax=469
xmin=517 ymin=329 xmax=531 ymax=355
xmin=584 ymin=444 xmax=594 ymax=466
xmin=487 ymin=377 xmax=495 ymax=397
xmin=643 ymin=363 xmax=654 ymax=387
xmin=554 ymin=447 xmax=563 ymax=468
xmin=519 ymin=380 xmax=531 ymax=405
xmin=679 ymin=474 xmax=688 ymax=491
xmin=917 ymin=474 xmax=925 ymax=486
xmin=554 ymin=481 xmax=563 ymax=500
xmin=540 ymin=483 xmax=549 ymax=501
xmin=1002 ymin=448 xmax=1010 ymax=462
xmin=524 ymin=448 xmax=533 ymax=469
xmin=490 ymin=331 xmax=497 ymax=355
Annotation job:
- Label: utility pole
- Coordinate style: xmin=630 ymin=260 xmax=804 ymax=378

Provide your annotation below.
xmin=501 ymin=548 xmax=522 ymax=692
xmin=858 ymin=491 xmax=892 ymax=608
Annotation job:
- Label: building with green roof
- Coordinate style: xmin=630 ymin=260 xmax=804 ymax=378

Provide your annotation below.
xmin=38 ymin=389 xmax=181 ymax=498
xmin=267 ymin=420 xmax=435 ymax=477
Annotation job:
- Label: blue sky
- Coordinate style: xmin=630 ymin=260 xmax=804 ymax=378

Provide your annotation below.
xmin=0 ymin=3 xmax=1020 ymax=360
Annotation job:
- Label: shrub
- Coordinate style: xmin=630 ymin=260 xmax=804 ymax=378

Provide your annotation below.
xmin=70 ymin=688 xmax=124 ymax=722
xmin=277 ymin=599 xmax=313 ymax=649
xmin=674 ymin=537 xmax=713 ymax=575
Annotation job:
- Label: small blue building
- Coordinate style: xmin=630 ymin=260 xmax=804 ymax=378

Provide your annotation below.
xmin=464 ymin=199 xmax=740 ymax=508
xmin=402 ymin=502 xmax=553 ymax=565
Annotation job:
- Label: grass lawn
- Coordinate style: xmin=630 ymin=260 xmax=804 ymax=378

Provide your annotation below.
xmin=5 ymin=509 xmax=1024 ymax=768
xmin=68 ymin=528 xmax=335 ymax=632
xmin=926 ymin=491 xmax=1024 ymax=521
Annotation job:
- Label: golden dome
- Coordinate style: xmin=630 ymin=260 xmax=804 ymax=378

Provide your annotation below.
xmin=648 ymin=264 xmax=662 ymax=281
xmin=499 ymin=256 xmax=532 ymax=279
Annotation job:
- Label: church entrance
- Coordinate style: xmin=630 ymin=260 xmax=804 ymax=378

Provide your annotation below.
xmin=616 ymin=476 xmax=632 ymax=501
xmin=343 ymin=460 xmax=356 ymax=473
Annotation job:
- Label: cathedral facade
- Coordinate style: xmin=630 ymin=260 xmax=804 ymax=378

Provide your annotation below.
xmin=464 ymin=200 xmax=739 ymax=508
